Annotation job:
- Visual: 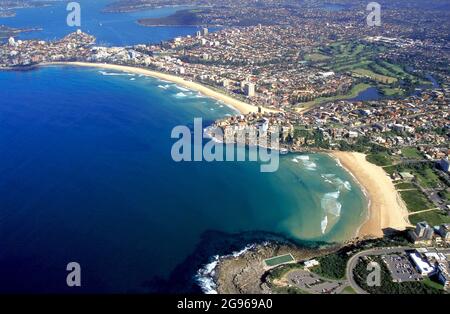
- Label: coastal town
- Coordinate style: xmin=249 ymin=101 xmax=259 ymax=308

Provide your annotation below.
xmin=0 ymin=0 xmax=449 ymax=295
xmin=212 ymin=222 xmax=450 ymax=294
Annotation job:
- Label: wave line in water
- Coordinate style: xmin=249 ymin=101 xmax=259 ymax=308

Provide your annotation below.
xmin=195 ymin=243 xmax=268 ymax=294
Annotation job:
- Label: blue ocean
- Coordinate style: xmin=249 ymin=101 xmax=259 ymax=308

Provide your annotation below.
xmin=0 ymin=1 xmax=367 ymax=293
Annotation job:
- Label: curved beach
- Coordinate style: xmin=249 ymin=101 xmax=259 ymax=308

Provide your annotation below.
xmin=43 ymin=62 xmax=271 ymax=115
xmin=21 ymin=62 xmax=408 ymax=240
xmin=332 ymin=151 xmax=411 ymax=238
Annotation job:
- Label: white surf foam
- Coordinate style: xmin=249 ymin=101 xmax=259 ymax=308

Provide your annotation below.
xmin=195 ymin=255 xmax=219 ymax=294
xmin=99 ymin=71 xmax=134 ymax=77
xmin=176 ymin=85 xmax=190 ymax=92
xmin=321 ymin=191 xmax=342 ymax=217
xmin=196 ymin=243 xmax=264 ymax=294
xmin=321 ymin=174 xmax=352 ymax=191
xmin=291 ymin=155 xmax=317 ymax=170
xmin=321 ymin=215 xmax=328 ymax=234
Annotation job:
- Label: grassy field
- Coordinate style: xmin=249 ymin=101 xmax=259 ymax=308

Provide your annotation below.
xmin=414 ymin=168 xmax=442 ymax=189
xmin=396 ymin=164 xmax=443 ymax=189
xmin=304 ymin=53 xmax=330 ymax=62
xmin=366 ymin=152 xmax=393 ymax=166
xmin=381 ymin=87 xmax=404 ymax=97
xmin=341 ymin=286 xmax=356 ymax=294
xmin=400 ymin=190 xmax=434 ymax=212
xmin=310 ymin=41 xmax=424 ymax=95
xmin=297 ymin=83 xmax=370 ymax=109
xmin=352 ymin=68 xmax=397 ymax=84
xmin=383 ymin=165 xmax=397 ymax=176
xmin=409 ymin=210 xmax=450 ymax=226
xmin=401 ymin=147 xmax=423 ymax=159
xmin=395 ymin=182 xmax=416 ymax=190
xmin=422 ymin=277 xmax=446 ymax=291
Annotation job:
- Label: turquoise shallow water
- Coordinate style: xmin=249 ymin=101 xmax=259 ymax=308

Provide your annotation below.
xmin=1 ymin=2 xmax=367 ymax=293
xmin=0 ymin=66 xmax=367 ymax=293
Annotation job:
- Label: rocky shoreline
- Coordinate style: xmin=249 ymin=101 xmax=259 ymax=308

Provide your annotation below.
xmin=213 ymin=241 xmax=341 ymax=294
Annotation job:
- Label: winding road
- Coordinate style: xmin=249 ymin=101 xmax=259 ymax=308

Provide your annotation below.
xmin=345 ymin=247 xmax=412 ymax=294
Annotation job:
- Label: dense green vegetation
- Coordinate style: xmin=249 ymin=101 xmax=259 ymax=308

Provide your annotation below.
xmin=409 ymin=210 xmax=450 ymax=226
xmin=266 ymin=262 xmax=303 ymax=282
xmin=438 ymin=189 xmax=450 ymax=202
xmin=401 ymin=147 xmax=423 ymax=159
xmin=292 ymin=127 xmax=330 ymax=149
xmin=267 ymin=232 xmax=412 ymax=294
xmin=297 ymin=83 xmax=370 ymax=108
xmin=366 ymin=152 xmax=393 ymax=166
xmin=336 ymin=138 xmax=389 ymax=156
xmin=353 ymin=256 xmax=444 ymax=294
xmin=138 ymin=9 xmax=202 ymax=26
xmin=396 ymin=163 xmax=443 ymax=189
xmin=310 ymin=252 xmax=348 ymax=279
xmin=400 ymin=190 xmax=434 ymax=212
xmin=306 ymin=41 xmax=426 ymax=99
xmin=414 ymin=168 xmax=443 ymax=189
xmin=309 ymin=233 xmax=412 ymax=281
xmin=395 ymin=182 xmax=416 ymax=190
xmin=383 ymin=165 xmax=397 ymax=176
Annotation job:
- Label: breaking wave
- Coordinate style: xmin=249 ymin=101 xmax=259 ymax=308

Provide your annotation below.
xmin=291 ymin=155 xmax=317 ymax=171
xmin=321 ymin=191 xmax=342 ymax=217
xmin=321 ymin=174 xmax=352 ymax=191
xmin=99 ymin=71 xmax=135 ymax=77
xmin=195 ymin=243 xmax=265 ymax=294
xmin=174 ymin=92 xmax=187 ymax=97
xmin=176 ymin=85 xmax=190 ymax=92
xmin=320 ymin=191 xmax=342 ymax=234
xmin=321 ymin=216 xmax=328 ymax=234
xmin=195 ymin=255 xmax=220 ymax=294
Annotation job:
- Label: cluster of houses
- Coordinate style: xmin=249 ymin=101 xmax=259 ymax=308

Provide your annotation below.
xmin=0 ymin=30 xmax=95 ymax=67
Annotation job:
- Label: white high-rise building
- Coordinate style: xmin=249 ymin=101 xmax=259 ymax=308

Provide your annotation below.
xmin=244 ymin=82 xmax=256 ymax=97
xmin=8 ymin=37 xmax=15 ymax=46
xmin=202 ymin=27 xmax=209 ymax=36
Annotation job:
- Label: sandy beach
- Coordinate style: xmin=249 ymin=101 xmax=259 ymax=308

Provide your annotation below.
xmin=26 ymin=62 xmax=409 ymax=238
xmin=43 ymin=62 xmax=273 ymax=115
xmin=331 ymin=151 xmax=411 ymax=238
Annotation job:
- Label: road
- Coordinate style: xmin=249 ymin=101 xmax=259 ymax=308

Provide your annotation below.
xmin=345 ymin=247 xmax=412 ymax=294
xmin=346 ymin=246 xmax=450 ymax=294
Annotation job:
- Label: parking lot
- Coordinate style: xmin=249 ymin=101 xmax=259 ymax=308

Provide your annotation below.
xmin=286 ymin=270 xmax=346 ymax=294
xmin=382 ymin=254 xmax=422 ymax=282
